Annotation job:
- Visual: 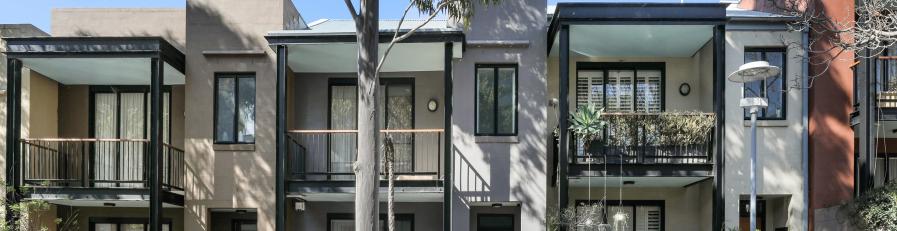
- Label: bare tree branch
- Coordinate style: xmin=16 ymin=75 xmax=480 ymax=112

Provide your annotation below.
xmin=376 ymin=0 xmax=449 ymax=75
xmin=344 ymin=0 xmax=360 ymax=24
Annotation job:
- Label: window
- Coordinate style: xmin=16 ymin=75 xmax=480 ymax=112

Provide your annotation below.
xmin=476 ymin=64 xmax=517 ymax=136
xmin=89 ymin=218 xmax=171 ymax=231
xmin=476 ymin=214 xmax=514 ymax=231
xmin=575 ymin=200 xmax=663 ymax=231
xmin=327 ymin=214 xmax=413 ymax=231
xmin=739 ymin=199 xmax=767 ymax=231
xmin=215 ymin=73 xmax=256 ymax=144
xmin=576 ymin=63 xmax=664 ymax=112
xmin=743 ymin=49 xmax=786 ymax=120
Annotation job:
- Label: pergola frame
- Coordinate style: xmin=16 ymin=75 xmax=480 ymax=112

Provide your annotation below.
xmin=3 ymin=36 xmax=185 ymax=231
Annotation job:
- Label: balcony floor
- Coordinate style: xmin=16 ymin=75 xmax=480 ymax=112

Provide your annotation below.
xmin=288 ymin=180 xmax=443 ymax=202
xmin=25 ymin=187 xmax=184 ymax=207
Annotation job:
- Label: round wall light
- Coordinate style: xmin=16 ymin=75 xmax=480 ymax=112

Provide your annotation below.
xmin=427 ymin=99 xmax=439 ymax=112
xmin=679 ymin=83 xmax=691 ymax=96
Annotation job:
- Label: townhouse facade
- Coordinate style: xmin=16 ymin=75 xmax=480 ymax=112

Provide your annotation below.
xmin=0 ymin=0 xmax=874 ymax=231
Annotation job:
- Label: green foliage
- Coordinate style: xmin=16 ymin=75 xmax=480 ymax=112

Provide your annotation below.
xmin=602 ymin=112 xmax=716 ymax=146
xmin=547 ymin=202 xmax=606 ymax=231
xmin=569 ymin=104 xmax=606 ymax=143
xmin=0 ymin=183 xmax=51 ymax=231
xmin=851 ymin=182 xmax=897 ymax=230
xmin=410 ymin=0 xmax=502 ymax=28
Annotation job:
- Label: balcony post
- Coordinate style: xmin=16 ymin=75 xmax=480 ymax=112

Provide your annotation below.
xmin=442 ymin=42 xmax=453 ymax=231
xmin=558 ymin=24 xmax=571 ymax=227
xmin=275 ymin=44 xmax=288 ymax=231
xmin=711 ymin=24 xmax=726 ymax=231
xmin=5 ymin=58 xmax=23 ymax=226
xmin=149 ymin=57 xmax=164 ymax=231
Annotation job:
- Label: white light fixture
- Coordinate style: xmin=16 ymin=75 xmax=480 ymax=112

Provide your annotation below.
xmin=728 ymin=60 xmax=780 ymax=231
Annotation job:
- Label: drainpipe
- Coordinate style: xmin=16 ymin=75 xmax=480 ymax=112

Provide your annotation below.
xmin=801 ymin=29 xmax=810 ymax=231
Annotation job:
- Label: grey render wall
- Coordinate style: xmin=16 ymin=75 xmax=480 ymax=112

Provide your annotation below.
xmin=450 ymin=0 xmax=548 ymax=230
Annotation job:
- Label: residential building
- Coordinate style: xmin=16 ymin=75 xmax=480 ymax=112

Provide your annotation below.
xmin=0 ymin=0 xmax=865 ymax=231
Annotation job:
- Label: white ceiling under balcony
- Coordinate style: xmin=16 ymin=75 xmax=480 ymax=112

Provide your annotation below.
xmin=287 ymin=42 xmax=451 ymax=73
xmin=552 ymin=24 xmax=714 ymax=58
xmin=21 ymin=58 xmax=185 ymax=85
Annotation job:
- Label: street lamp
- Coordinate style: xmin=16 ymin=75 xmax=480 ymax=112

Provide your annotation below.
xmin=727 ymin=61 xmax=780 ymax=231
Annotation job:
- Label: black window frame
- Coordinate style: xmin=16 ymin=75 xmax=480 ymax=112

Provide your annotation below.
xmin=743 ymin=48 xmax=787 ymax=120
xmin=575 ymin=62 xmax=667 ymax=112
xmin=474 ymin=64 xmax=519 ymax=136
xmin=738 ymin=199 xmax=768 ymax=231
xmin=232 ymin=219 xmax=258 ymax=231
xmin=326 ymin=213 xmax=414 ymax=231
xmin=213 ymin=73 xmax=257 ymax=144
xmin=475 ymin=213 xmax=515 ymax=231
xmin=88 ymin=217 xmax=173 ymax=231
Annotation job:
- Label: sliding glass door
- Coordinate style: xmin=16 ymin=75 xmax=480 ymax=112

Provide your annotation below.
xmin=328 ymin=79 xmax=414 ymax=179
xmin=92 ymin=88 xmax=169 ymax=187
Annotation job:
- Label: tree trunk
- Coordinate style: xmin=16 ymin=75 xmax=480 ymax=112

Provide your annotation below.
xmin=354 ymin=1 xmax=380 ymax=231
xmin=384 ymin=137 xmax=396 ymax=231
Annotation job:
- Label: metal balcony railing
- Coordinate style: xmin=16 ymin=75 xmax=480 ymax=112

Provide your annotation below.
xmin=570 ymin=112 xmax=716 ymax=165
xmin=20 ymin=138 xmax=185 ymax=191
xmin=286 ymin=129 xmax=444 ymax=181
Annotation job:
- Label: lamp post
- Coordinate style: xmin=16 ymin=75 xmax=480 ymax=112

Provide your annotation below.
xmin=727 ymin=61 xmax=780 ymax=231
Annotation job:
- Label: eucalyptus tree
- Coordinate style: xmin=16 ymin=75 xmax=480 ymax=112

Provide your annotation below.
xmin=341 ymin=1 xmax=498 ymax=230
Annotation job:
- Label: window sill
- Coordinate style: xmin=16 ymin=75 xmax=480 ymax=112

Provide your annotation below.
xmin=742 ymin=120 xmax=789 ymax=127
xmin=213 ymin=143 xmax=256 ymax=151
xmin=475 ymin=136 xmax=519 ymax=143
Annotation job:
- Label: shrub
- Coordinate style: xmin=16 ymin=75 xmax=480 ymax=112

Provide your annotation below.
xmin=851 ymin=182 xmax=897 ymax=230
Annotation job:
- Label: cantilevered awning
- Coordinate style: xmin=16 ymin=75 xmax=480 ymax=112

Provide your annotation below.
xmin=3 ymin=37 xmax=186 ymax=85
xmin=265 ymin=21 xmax=464 ymax=73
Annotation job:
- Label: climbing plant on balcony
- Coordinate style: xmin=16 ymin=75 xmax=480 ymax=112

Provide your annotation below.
xmin=599 ymin=112 xmax=716 ymax=147
xmin=0 ymin=182 xmax=51 ymax=231
xmin=851 ymin=181 xmax=897 ymax=230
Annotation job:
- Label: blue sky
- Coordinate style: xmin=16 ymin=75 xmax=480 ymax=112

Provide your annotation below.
xmin=0 ymin=0 xmax=688 ymax=33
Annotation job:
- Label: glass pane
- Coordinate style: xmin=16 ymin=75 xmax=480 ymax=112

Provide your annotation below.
xmin=607 ymin=70 xmax=634 ymax=112
xmin=607 ymin=206 xmax=634 ymax=231
xmin=765 ymin=52 xmax=785 ymax=119
xmin=577 ymin=70 xmax=604 ymax=109
xmin=330 ymin=85 xmax=357 ymax=180
xmin=94 ymin=223 xmax=117 ymax=231
xmin=330 ymin=219 xmax=354 ymax=231
xmin=216 ymin=77 xmax=236 ymax=142
xmin=743 ymin=52 xmax=763 ymax=98
xmin=477 ymin=68 xmax=496 ymax=134
xmin=386 ymin=83 xmax=414 ymax=173
xmin=636 ymin=70 xmax=662 ymax=113
xmin=94 ymin=93 xmax=118 ymax=188
xmin=497 ymin=67 xmax=516 ymax=134
xmin=120 ymin=93 xmax=146 ymax=188
xmin=237 ymin=77 xmax=256 ymax=143
xmin=478 ymin=215 xmax=514 ymax=231
xmin=396 ymin=219 xmax=413 ymax=231
xmin=121 ymin=224 xmax=144 ymax=231
xmin=888 ymin=49 xmax=897 ymax=91
xmin=163 ymin=224 xmax=171 ymax=231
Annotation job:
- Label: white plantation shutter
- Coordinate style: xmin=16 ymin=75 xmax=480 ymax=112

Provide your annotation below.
xmin=636 ymin=206 xmax=662 ymax=231
xmin=636 ymin=70 xmax=662 ymax=112
xmin=607 ymin=70 xmax=635 ymax=112
xmin=576 ymin=70 xmax=604 ymax=109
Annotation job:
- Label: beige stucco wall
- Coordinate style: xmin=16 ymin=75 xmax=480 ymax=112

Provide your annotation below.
xmin=52 ymin=8 xmax=186 ymax=51
xmin=450 ymin=0 xmax=548 ymax=230
xmin=567 ymin=180 xmax=713 ymax=231
xmin=184 ymin=0 xmax=294 ymax=230
xmin=24 ymin=70 xmax=59 ymax=138
xmin=724 ymin=30 xmax=806 ymax=230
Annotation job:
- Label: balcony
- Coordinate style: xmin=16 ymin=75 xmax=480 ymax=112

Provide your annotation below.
xmin=286 ymin=129 xmax=444 ymax=181
xmin=20 ymin=139 xmax=184 ymax=191
xmin=566 ymin=112 xmax=716 ymax=177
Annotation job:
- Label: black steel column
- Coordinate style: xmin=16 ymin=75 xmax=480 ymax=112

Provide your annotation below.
xmin=558 ymin=24 xmax=570 ymax=229
xmin=443 ymin=42 xmax=453 ymax=231
xmin=149 ymin=58 xmax=164 ymax=231
xmin=5 ymin=58 xmax=22 ymax=226
xmin=275 ymin=45 xmax=288 ymax=231
xmin=711 ymin=25 xmax=726 ymax=231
